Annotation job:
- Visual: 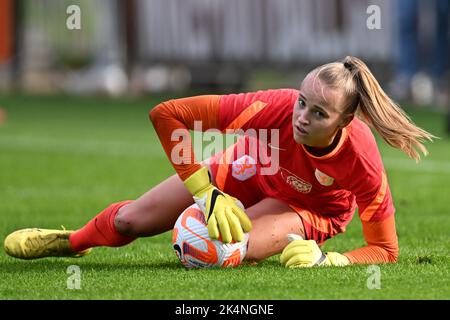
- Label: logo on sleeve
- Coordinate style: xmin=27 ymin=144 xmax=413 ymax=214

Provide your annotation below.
xmin=232 ymin=155 xmax=257 ymax=181
xmin=315 ymin=169 xmax=334 ymax=186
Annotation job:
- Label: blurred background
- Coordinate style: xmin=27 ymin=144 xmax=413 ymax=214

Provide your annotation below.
xmin=0 ymin=0 xmax=449 ymax=128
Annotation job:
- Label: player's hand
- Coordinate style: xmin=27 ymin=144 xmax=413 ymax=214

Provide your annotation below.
xmin=184 ymin=167 xmax=252 ymax=243
xmin=280 ymin=234 xmax=350 ymax=267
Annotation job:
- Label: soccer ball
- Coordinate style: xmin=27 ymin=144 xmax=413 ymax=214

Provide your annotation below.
xmin=172 ymin=204 xmax=249 ymax=268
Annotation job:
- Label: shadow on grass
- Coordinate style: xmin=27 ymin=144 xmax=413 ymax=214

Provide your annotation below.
xmin=0 ymin=257 xmax=281 ymax=273
xmin=0 ymin=259 xmax=185 ymax=273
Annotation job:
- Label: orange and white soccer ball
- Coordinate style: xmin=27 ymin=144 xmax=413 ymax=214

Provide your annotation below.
xmin=172 ymin=204 xmax=249 ymax=268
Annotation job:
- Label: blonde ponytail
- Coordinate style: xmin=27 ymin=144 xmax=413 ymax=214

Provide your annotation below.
xmin=314 ymin=56 xmax=436 ymax=162
xmin=345 ymin=56 xmax=436 ymax=162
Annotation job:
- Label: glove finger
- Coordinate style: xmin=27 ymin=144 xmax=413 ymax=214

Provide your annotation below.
xmin=286 ymin=258 xmax=312 ymax=268
xmin=232 ymin=206 xmax=252 ymax=233
xmin=282 ymin=239 xmax=310 ymax=253
xmin=285 ymin=252 xmax=315 ymax=268
xmin=229 ymin=196 xmax=245 ymax=210
xmin=225 ymin=207 xmax=244 ymax=242
xmin=207 ymin=214 xmax=220 ymax=240
xmin=280 ymin=245 xmax=311 ymax=265
xmin=214 ymin=207 xmax=232 ymax=243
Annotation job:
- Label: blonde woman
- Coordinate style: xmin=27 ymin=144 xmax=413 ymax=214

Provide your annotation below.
xmin=4 ymin=56 xmax=435 ymax=267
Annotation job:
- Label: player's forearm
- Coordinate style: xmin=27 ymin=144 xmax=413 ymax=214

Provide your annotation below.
xmin=344 ymin=244 xmax=398 ymax=264
xmin=150 ymin=101 xmax=200 ymax=180
xmin=149 ymin=96 xmax=221 ymax=180
xmin=344 ymin=214 xmax=399 ymax=264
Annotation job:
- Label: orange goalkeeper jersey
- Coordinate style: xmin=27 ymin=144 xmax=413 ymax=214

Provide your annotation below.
xmin=150 ymin=89 xmax=399 ymax=264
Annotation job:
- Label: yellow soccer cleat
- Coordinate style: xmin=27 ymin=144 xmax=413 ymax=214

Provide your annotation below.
xmin=4 ymin=228 xmax=92 ymax=260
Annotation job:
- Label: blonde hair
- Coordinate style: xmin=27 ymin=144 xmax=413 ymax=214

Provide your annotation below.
xmin=311 ymin=56 xmax=436 ymax=162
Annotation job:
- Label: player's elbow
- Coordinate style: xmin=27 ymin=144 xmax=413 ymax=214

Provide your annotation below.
xmin=388 ymin=248 xmax=398 ymax=263
xmin=384 ymin=244 xmax=399 ymax=263
xmin=149 ymin=100 xmax=172 ymax=125
xmin=149 ymin=103 xmax=164 ymax=125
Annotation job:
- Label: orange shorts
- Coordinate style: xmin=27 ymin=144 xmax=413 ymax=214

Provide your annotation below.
xmin=206 ymin=144 xmax=352 ymax=245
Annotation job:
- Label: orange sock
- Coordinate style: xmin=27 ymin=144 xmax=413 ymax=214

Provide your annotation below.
xmin=69 ymin=200 xmax=136 ymax=252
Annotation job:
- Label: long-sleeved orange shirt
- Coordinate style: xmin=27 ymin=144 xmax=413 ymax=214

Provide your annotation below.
xmin=150 ymin=89 xmax=398 ymax=264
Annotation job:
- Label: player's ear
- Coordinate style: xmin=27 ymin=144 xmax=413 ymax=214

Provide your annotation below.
xmin=339 ymin=113 xmax=354 ymax=128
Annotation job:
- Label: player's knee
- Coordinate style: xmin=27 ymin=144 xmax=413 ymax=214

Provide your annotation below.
xmin=114 ymin=202 xmax=164 ymax=237
xmin=114 ymin=205 xmax=142 ymax=237
xmin=244 ymin=243 xmax=267 ymax=262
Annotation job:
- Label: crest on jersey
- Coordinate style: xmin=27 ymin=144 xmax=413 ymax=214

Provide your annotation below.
xmin=315 ymin=169 xmax=334 ymax=186
xmin=232 ymin=155 xmax=257 ymax=181
xmin=280 ymin=167 xmax=312 ymax=194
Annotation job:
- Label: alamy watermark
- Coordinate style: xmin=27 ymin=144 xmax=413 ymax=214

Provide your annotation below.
xmin=366 ymin=265 xmax=381 ymax=290
xmin=66 ymin=5 xmax=81 ymax=30
xmin=170 ymin=121 xmax=280 ymax=176
xmin=366 ymin=5 xmax=381 ymax=30
xmin=66 ymin=265 xmax=81 ymax=290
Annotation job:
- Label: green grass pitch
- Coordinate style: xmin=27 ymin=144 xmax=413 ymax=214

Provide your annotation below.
xmin=0 ymin=94 xmax=449 ymax=300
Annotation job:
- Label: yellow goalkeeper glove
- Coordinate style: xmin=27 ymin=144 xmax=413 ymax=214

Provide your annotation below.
xmin=184 ymin=167 xmax=252 ymax=243
xmin=280 ymin=234 xmax=350 ymax=268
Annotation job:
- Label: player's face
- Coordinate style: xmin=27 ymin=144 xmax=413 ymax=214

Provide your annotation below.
xmin=293 ymin=73 xmax=348 ymax=147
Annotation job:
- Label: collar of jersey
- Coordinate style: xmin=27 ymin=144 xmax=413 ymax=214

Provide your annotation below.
xmin=300 ymin=126 xmax=349 ymax=160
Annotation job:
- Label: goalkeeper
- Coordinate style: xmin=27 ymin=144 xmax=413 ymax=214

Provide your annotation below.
xmin=4 ymin=57 xmax=435 ymax=267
